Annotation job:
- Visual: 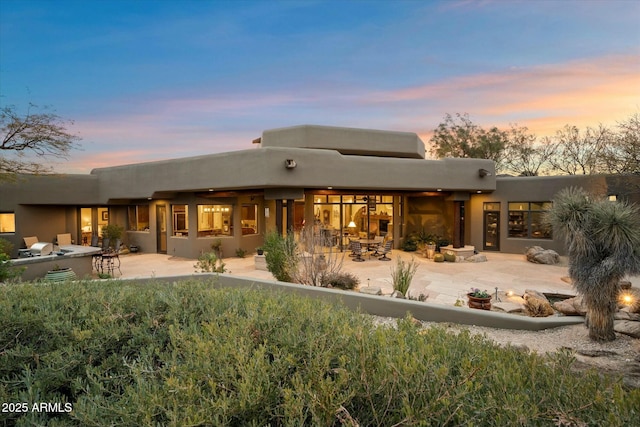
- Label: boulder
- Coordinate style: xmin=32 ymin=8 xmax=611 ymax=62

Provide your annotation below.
xmin=524 ymin=295 xmax=554 ymax=317
xmin=614 ymin=320 xmax=640 ymax=339
xmin=466 ymin=254 xmax=487 ymax=263
xmin=615 ymin=310 xmax=640 ymax=321
xmin=390 ymin=290 xmax=406 ymax=299
xmin=492 ymin=302 xmax=524 ymax=313
xmin=359 ymin=287 xmax=382 ymax=296
xmin=524 ymin=289 xmax=549 ymax=301
xmin=525 ymin=246 xmax=560 ymax=265
xmin=553 ymin=297 xmax=581 ymax=316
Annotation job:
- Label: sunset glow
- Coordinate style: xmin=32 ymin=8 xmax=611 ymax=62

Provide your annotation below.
xmin=1 ymin=0 xmax=638 ymax=173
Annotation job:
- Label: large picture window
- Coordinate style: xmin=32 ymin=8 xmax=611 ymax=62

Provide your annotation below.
xmin=197 ymin=205 xmax=233 ymax=237
xmin=127 ymin=205 xmax=150 ymax=231
xmin=172 ymin=205 xmax=188 ymax=237
xmin=0 ymin=213 xmax=15 ymax=233
xmin=508 ymin=202 xmax=552 ymax=239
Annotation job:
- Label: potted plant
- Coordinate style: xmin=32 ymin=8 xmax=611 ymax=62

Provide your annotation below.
xmin=102 ymin=224 xmax=124 ymax=249
xmin=467 ymin=288 xmax=492 ymax=310
xmin=256 ymin=247 xmax=264 ymax=255
xmin=44 ymin=264 xmax=76 ymax=283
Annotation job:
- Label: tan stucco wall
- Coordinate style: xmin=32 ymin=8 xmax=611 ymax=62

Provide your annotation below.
xmin=260 ymin=124 xmax=426 ymax=159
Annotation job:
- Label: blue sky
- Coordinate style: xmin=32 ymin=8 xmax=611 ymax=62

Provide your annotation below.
xmin=1 ymin=0 xmax=639 ymax=173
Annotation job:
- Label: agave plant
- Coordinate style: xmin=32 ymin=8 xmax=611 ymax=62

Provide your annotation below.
xmin=546 ymin=187 xmax=640 ymax=341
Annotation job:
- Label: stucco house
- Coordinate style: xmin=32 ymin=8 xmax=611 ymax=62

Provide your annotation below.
xmin=1 ymin=125 xmax=637 ymax=259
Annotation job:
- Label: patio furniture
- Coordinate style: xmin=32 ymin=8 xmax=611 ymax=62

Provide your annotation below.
xmin=19 ymin=236 xmax=39 ymax=257
xmin=372 ymin=239 xmax=393 ymax=261
xmin=57 ymin=233 xmax=72 ymax=246
xmin=351 ymin=241 xmax=366 ymax=262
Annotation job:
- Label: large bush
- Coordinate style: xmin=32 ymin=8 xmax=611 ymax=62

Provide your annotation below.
xmin=1 ymin=280 xmax=638 ymax=426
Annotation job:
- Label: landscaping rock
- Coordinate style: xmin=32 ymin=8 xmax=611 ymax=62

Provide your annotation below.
xmin=619 ymin=280 xmax=632 ymax=290
xmin=524 ymin=295 xmax=554 ymax=317
xmin=561 ymin=276 xmax=572 ymax=284
xmin=466 ymin=254 xmax=487 ymax=263
xmin=615 ymin=310 xmax=640 ymax=321
xmin=390 ymin=290 xmax=406 ymax=299
xmin=525 ymin=246 xmax=560 ymax=265
xmin=492 ymin=302 xmax=524 ymax=313
xmin=359 ymin=287 xmax=382 ymax=296
xmin=553 ymin=297 xmax=581 ymax=316
xmin=614 ymin=320 xmax=640 ymax=339
xmin=524 ymin=289 xmax=549 ymax=301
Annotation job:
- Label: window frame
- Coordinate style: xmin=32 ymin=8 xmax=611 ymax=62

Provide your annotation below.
xmin=508 ymin=201 xmax=552 ymax=239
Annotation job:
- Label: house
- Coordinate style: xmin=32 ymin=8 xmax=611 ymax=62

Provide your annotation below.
xmin=1 ymin=125 xmax=637 ymax=259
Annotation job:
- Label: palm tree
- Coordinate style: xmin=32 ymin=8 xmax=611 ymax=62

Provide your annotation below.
xmin=547 ymin=187 xmax=640 ymax=341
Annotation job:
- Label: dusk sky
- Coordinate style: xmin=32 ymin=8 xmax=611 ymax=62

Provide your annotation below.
xmin=1 ymin=0 xmax=639 ymax=174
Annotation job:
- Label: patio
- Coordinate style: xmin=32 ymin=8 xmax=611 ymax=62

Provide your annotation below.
xmin=112 ymin=250 xmax=637 ymax=308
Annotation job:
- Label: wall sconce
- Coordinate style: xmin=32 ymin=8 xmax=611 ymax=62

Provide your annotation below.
xmin=284 ymin=159 xmax=297 ymax=169
xmin=478 ymin=168 xmax=492 ymax=178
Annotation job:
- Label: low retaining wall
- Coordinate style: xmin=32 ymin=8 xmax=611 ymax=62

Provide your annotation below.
xmin=129 ymin=273 xmax=585 ymax=331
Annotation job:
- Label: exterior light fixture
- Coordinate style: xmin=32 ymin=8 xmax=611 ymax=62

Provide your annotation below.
xmin=478 ymin=168 xmax=492 ymax=178
xmin=284 ymin=159 xmax=297 ymax=169
xmin=608 ymin=195 xmax=617 ymax=202
xmin=620 ymin=293 xmax=634 ymax=306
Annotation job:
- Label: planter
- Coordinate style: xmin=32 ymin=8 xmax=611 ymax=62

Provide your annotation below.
xmin=129 ymin=245 xmax=139 ymax=253
xmin=467 ymin=293 xmax=492 ymax=310
xmin=44 ymin=267 xmax=77 ymax=283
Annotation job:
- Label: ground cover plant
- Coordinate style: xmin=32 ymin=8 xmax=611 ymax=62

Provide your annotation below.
xmin=1 ymin=279 xmax=638 ymax=426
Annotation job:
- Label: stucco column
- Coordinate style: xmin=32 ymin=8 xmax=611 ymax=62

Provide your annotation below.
xmin=275 ymin=200 xmax=283 ymax=235
xmin=453 ymin=201 xmax=465 ymax=248
xmin=286 ymin=199 xmax=294 ymax=232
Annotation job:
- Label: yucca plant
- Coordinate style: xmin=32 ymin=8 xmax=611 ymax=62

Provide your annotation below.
xmin=546 ymin=187 xmax=640 ymax=341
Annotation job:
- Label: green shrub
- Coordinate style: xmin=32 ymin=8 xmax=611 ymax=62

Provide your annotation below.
xmin=0 ymin=280 xmax=638 ymax=426
xmin=235 ymin=248 xmax=247 ymax=258
xmin=401 ymin=237 xmax=417 ymax=252
xmin=0 ymin=237 xmax=13 ymax=256
xmin=262 ymin=231 xmax=298 ymax=282
xmin=322 ymin=271 xmax=360 ymax=290
xmin=0 ymin=253 xmax=23 ymax=283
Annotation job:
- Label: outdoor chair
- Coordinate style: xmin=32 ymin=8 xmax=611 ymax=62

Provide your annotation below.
xmin=351 ymin=241 xmax=366 ymax=262
xmin=373 ymin=239 xmax=393 ymax=261
xmin=23 ymin=236 xmax=38 ymax=248
xmin=18 ymin=236 xmax=39 ymax=257
xmin=56 ymin=233 xmax=72 ymax=246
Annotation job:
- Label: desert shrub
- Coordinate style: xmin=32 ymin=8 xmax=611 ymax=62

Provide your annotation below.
xmin=390 ymin=256 xmax=419 ymax=295
xmin=0 ymin=280 xmax=638 ymax=426
xmin=0 ymin=253 xmax=23 ymax=283
xmin=322 ymin=271 xmax=360 ymax=290
xmin=194 ymin=251 xmax=226 ymax=273
xmin=400 ymin=237 xmax=418 ymax=252
xmin=262 ymin=231 xmax=298 ymax=282
xmin=235 ymin=248 xmax=247 ymax=258
xmin=0 ymin=237 xmax=13 ymax=256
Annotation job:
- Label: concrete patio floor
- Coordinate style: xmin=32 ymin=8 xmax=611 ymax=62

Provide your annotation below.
xmin=113 ymin=249 xmax=639 ymax=308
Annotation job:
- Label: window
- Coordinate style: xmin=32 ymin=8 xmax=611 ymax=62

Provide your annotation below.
xmin=0 ymin=213 xmax=16 ymax=233
xmin=241 ymin=204 xmax=258 ymax=235
xmin=172 ymin=205 xmax=188 ymax=236
xmin=508 ymin=202 xmax=552 ymax=239
xmin=127 ymin=205 xmax=150 ymax=231
xmin=197 ymin=205 xmax=232 ymax=237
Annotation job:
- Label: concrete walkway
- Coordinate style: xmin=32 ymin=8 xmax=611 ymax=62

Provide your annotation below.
xmin=114 ymin=249 xmax=639 ymax=308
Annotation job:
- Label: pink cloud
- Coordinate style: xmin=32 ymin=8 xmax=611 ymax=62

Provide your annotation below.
xmin=367 ymin=54 xmax=640 ymax=137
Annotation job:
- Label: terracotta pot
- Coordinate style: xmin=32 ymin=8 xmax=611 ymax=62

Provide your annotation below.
xmin=467 ymin=293 xmax=492 ymax=310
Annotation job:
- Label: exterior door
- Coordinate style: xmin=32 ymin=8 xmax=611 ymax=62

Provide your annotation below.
xmin=483 ymin=211 xmax=500 ymax=251
xmin=156 ymin=205 xmax=167 ymax=253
